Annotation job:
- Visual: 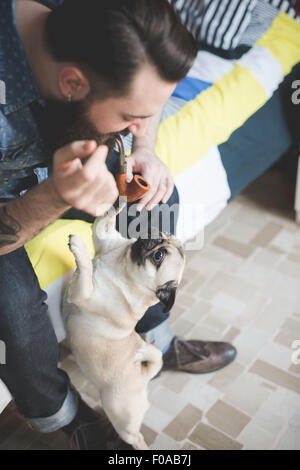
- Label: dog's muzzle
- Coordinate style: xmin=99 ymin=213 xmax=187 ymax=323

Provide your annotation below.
xmin=156 ymin=281 xmax=177 ymax=313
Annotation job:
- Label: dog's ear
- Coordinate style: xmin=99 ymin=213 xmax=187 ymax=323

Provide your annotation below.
xmin=156 ymin=282 xmax=177 ymax=313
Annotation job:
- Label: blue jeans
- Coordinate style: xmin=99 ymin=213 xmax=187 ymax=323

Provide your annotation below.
xmin=0 ymin=150 xmax=179 ymax=432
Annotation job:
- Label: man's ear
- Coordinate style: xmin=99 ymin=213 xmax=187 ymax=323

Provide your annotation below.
xmin=156 ymin=281 xmax=177 ymax=313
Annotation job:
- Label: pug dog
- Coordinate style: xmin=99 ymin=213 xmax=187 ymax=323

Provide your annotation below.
xmin=62 ymin=200 xmax=185 ymax=450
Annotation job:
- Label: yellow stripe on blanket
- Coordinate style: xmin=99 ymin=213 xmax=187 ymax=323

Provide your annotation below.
xmin=256 ymin=12 xmax=300 ymax=76
xmin=156 ymin=64 xmax=267 ymax=178
xmin=155 ymin=12 xmax=300 ymax=178
xmin=25 ymin=219 xmax=94 ymax=289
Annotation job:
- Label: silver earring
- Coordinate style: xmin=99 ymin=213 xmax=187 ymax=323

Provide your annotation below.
xmin=67 ymin=94 xmax=72 ymax=102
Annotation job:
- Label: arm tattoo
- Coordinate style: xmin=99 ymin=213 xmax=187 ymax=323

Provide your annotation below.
xmin=0 ymin=205 xmax=21 ymax=248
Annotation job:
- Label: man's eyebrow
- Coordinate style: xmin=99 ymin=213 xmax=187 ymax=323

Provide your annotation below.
xmin=124 ymin=113 xmax=153 ymax=119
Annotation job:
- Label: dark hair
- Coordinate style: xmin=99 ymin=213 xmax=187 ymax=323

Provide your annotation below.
xmin=46 ymin=0 xmax=197 ymax=98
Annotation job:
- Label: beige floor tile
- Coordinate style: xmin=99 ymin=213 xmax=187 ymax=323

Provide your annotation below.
xmin=204 ymin=213 xmax=231 ymax=244
xmin=205 ymin=400 xmax=250 ymax=438
xmin=180 ymin=440 xmax=201 ymax=450
xmin=250 ymin=222 xmax=282 ymax=248
xmin=274 ymin=317 xmax=300 ymax=348
xmin=258 ymin=381 xmax=277 ymax=392
xmin=293 ymin=312 xmax=300 ymax=321
xmin=169 ymin=303 xmax=186 ymax=323
xmin=238 ymin=421 xmax=278 ymax=450
xmin=188 ymin=253 xmax=220 ymax=279
xmin=189 ymin=421 xmax=243 ymax=450
xmin=288 ymin=362 xmax=300 ymax=375
xmin=277 ymin=258 xmax=300 ymax=278
xmin=185 ymin=324 xmax=225 ymax=343
xmin=236 ymin=261 xmax=278 ymax=290
xmin=80 ymin=381 xmax=100 ymax=403
xmin=275 ymin=425 xmax=300 ymax=450
xmin=271 ymin=229 xmax=300 ymax=253
xmin=223 ymin=326 xmax=241 ymax=342
xmin=213 ymin=236 xmax=256 ymax=259
xmin=200 ymin=313 xmax=229 ymax=334
xmin=59 ymin=356 xmax=77 ymax=373
xmin=261 ymin=387 xmax=300 ymax=420
xmin=148 ymin=385 xmax=187 ymax=417
xmin=232 ymin=205 xmax=269 ymax=229
xmin=269 ymin=272 xmax=300 ymax=300
xmin=79 ymin=391 xmax=101 ymax=409
xmin=288 ymin=252 xmax=300 ymax=263
xmin=163 ymin=404 xmax=203 ymax=441
xmin=250 ymin=359 xmax=300 ymax=394
xmin=182 ymin=277 xmax=207 ymax=297
xmin=253 ymin=296 xmax=298 ymax=334
xmin=222 ymin=220 xmax=262 ymax=244
xmin=175 ymin=291 xmax=198 ymax=309
xmin=180 ymin=381 xmax=223 ymax=413
xmin=289 ymin=407 xmax=300 ymax=429
xmin=208 ymin=361 xmax=244 ymax=391
xmin=180 ymin=299 xmax=211 ymax=325
xmin=160 ymin=371 xmax=193 ymax=394
xmin=252 ymin=408 xmax=285 ymax=441
xmin=147 ymin=376 xmax=163 ymax=395
xmin=259 ymin=341 xmax=295 ymax=371
xmin=223 ymin=375 xmax=271 ymax=416
xmin=212 ymin=292 xmax=246 ymax=315
xmin=67 ymin=367 xmax=89 ymax=391
xmin=181 ymin=267 xmax=204 ymax=286
xmin=150 ymin=433 xmax=181 ymax=450
xmin=198 ymin=243 xmax=244 ymax=273
xmin=243 ymin=292 xmax=270 ymax=320
xmin=201 ymin=271 xmax=258 ymax=304
xmin=171 ymin=318 xmax=195 ymax=337
xmin=140 ymin=424 xmax=158 ymax=446
xmin=143 ymin=404 xmax=173 ymax=433
xmin=232 ymin=327 xmax=270 ymax=366
xmin=251 ymin=247 xmax=283 ymax=269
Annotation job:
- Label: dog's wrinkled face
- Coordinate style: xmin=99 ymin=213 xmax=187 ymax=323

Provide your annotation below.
xmin=129 ymin=229 xmax=185 ymax=313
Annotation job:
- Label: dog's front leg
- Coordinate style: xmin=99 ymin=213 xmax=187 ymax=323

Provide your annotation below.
xmin=67 ymin=235 xmax=94 ymax=305
xmin=92 ymin=200 xmax=127 ymax=253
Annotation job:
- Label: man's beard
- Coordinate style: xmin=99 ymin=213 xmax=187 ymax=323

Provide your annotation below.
xmin=38 ymin=97 xmax=130 ymax=160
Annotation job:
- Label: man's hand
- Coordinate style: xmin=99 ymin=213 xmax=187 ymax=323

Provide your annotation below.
xmin=52 ymin=140 xmax=119 ymax=217
xmin=125 ymin=147 xmax=174 ymax=211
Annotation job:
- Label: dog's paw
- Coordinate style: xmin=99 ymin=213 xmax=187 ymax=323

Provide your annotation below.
xmin=68 ymin=234 xmax=87 ymax=258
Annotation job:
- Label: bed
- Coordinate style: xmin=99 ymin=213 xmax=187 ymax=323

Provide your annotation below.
xmin=1 ymin=6 xmax=299 ymax=413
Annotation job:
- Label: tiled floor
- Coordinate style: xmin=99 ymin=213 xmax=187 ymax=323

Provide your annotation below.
xmin=1 ymin=163 xmax=300 ymax=450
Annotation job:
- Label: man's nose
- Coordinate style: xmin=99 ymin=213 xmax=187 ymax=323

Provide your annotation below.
xmin=128 ymin=118 xmax=150 ymax=137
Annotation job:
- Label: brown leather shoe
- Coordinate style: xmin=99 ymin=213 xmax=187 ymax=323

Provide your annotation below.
xmin=62 ymin=396 xmax=134 ymax=450
xmin=161 ymin=336 xmax=237 ymax=374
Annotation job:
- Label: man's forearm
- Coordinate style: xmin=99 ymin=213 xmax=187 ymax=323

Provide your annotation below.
xmin=0 ymin=177 xmax=70 ymax=256
xmin=132 ymin=107 xmax=163 ymax=152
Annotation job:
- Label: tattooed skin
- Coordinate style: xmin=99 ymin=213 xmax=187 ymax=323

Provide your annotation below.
xmin=0 ymin=205 xmax=21 ymax=248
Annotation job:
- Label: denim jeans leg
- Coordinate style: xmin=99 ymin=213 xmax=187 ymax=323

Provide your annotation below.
xmin=0 ymin=247 xmax=78 ymax=432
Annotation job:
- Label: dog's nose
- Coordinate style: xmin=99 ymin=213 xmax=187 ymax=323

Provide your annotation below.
xmin=156 ymin=281 xmax=177 ymax=313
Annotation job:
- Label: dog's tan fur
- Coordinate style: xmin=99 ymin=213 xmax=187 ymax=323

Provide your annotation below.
xmin=62 ymin=202 xmax=185 ymax=450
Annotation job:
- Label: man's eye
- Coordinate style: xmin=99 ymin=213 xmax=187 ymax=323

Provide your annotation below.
xmin=152 ymin=248 xmax=167 ymax=265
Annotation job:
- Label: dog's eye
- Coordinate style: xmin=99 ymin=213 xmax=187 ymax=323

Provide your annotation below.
xmin=152 ymin=248 xmax=167 ymax=265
